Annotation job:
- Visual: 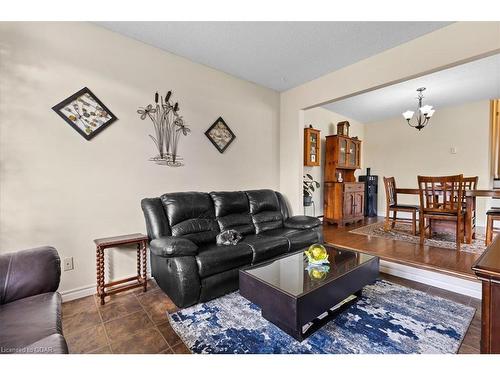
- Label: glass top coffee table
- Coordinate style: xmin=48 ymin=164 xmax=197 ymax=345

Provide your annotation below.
xmin=239 ymin=244 xmax=379 ymax=341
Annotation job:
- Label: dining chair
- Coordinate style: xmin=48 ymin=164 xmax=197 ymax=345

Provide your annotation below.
xmin=462 ymin=176 xmax=478 ymax=240
xmin=383 ymin=177 xmax=419 ymax=235
xmin=485 ymin=208 xmax=500 ymax=245
xmin=462 ymin=176 xmax=478 ymax=192
xmin=417 ymin=174 xmax=465 ymax=250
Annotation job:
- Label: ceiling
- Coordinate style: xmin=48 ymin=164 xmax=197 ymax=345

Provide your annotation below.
xmin=323 ymin=53 xmax=500 ymax=123
xmin=95 ymin=21 xmax=451 ymax=92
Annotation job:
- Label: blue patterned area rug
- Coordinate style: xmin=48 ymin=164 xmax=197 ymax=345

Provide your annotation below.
xmin=168 ymin=280 xmax=475 ymax=354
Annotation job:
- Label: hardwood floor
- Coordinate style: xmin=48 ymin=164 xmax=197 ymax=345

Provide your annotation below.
xmin=323 ymin=216 xmax=482 ymax=280
xmin=62 ymin=220 xmax=483 ymax=354
xmin=381 ymin=273 xmax=481 ymax=354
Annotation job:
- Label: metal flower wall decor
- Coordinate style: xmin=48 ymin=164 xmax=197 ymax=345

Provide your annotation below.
xmin=137 ymin=91 xmax=190 ymax=166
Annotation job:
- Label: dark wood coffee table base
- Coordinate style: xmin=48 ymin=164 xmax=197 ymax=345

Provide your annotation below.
xmin=240 ymin=254 xmax=379 ymax=341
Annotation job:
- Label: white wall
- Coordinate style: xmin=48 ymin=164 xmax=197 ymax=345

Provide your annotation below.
xmin=0 ymin=22 xmax=280 ymax=295
xmin=364 ymin=100 xmax=492 ymax=226
xmin=280 ymin=22 xmax=500 ymax=215
xmin=303 ymin=107 xmax=365 ymax=216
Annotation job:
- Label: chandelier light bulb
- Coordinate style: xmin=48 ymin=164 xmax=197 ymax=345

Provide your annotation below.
xmin=402 ymin=110 xmax=414 ymax=120
xmin=419 ymin=105 xmax=433 ymax=115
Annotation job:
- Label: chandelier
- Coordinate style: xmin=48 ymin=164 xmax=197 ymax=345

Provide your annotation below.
xmin=402 ymin=87 xmax=435 ymax=131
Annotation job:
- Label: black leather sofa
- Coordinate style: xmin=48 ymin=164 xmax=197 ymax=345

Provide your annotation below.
xmin=0 ymin=246 xmax=68 ymax=354
xmin=141 ymin=189 xmax=322 ymax=308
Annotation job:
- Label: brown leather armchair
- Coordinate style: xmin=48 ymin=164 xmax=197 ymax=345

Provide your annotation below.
xmin=0 ymin=246 xmax=68 ymax=354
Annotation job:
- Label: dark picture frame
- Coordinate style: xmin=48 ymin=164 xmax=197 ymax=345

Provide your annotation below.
xmin=52 ymin=87 xmax=117 ymax=141
xmin=205 ymin=116 xmax=236 ymax=153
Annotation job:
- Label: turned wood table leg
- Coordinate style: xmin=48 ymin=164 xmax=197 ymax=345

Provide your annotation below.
xmin=96 ymin=247 xmax=101 ymax=297
xmin=142 ymin=240 xmax=147 ymax=292
xmin=101 ymin=249 xmax=106 ymax=305
xmin=136 ymin=243 xmax=141 ymax=280
xmin=97 ymin=247 xmax=105 ymax=305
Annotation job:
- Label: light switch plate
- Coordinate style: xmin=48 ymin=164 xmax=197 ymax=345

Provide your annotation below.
xmin=450 ymin=147 xmax=457 ymax=154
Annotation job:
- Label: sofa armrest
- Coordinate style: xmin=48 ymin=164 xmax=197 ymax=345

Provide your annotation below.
xmin=0 ymin=246 xmax=61 ymax=305
xmin=150 ymin=237 xmax=198 ymax=258
xmin=284 ymin=215 xmax=321 ymax=230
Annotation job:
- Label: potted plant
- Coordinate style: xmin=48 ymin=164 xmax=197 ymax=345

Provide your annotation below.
xmin=303 ymin=174 xmax=320 ymax=206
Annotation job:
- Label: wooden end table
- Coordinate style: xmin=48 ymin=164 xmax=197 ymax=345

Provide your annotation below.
xmin=94 ymin=233 xmax=149 ymax=305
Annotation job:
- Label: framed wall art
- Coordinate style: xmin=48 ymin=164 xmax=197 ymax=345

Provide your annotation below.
xmin=205 ymin=117 xmax=236 ymax=153
xmin=52 ymin=87 xmax=117 ymax=140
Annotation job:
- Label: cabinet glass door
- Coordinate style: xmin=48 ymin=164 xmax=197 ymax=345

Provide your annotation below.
xmin=339 ymin=138 xmax=347 ymax=166
xmin=309 ymin=132 xmax=317 ymax=164
xmin=348 ymin=141 xmax=356 ymax=166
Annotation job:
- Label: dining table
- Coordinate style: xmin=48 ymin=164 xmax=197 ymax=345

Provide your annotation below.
xmin=396 ymin=188 xmax=500 ymax=244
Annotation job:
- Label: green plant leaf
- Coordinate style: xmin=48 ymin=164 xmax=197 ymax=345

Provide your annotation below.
xmin=306 ymin=173 xmax=313 ymax=180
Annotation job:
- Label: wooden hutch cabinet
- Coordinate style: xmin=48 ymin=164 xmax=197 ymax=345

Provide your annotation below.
xmin=323 ymin=135 xmax=364 ymax=226
xmin=304 ymin=127 xmax=320 ymax=167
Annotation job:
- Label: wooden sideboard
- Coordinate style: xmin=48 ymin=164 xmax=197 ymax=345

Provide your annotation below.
xmin=323 ymin=135 xmax=364 ymax=226
xmin=472 ymin=234 xmax=500 ymax=353
xmin=324 ymin=182 xmax=365 ymax=226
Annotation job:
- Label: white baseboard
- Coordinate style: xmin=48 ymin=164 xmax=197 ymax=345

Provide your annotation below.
xmin=60 ymin=283 xmax=96 ymax=302
xmin=60 ymin=274 xmax=153 ymax=302
xmin=380 ymin=260 xmax=481 ymax=299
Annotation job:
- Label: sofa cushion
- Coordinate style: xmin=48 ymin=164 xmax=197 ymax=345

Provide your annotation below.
xmin=246 ymin=189 xmax=280 ymax=214
xmin=161 ymin=192 xmax=219 ymax=245
xmin=251 ymin=211 xmax=283 ymax=233
xmin=218 ymin=214 xmax=254 ymax=235
xmin=211 ymin=191 xmax=248 ymax=217
xmin=241 ymin=234 xmax=289 ymax=263
xmin=0 ymin=292 xmax=62 ymax=350
xmin=284 ymin=215 xmax=321 ymax=230
xmin=210 ymin=191 xmax=254 ymax=235
xmin=246 ymin=190 xmax=283 ymax=234
xmin=196 ymin=243 xmax=253 ymax=278
xmin=262 ymin=228 xmax=320 ymax=252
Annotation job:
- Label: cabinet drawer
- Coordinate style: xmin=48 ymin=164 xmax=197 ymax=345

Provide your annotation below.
xmin=344 ymin=183 xmax=364 ymax=193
